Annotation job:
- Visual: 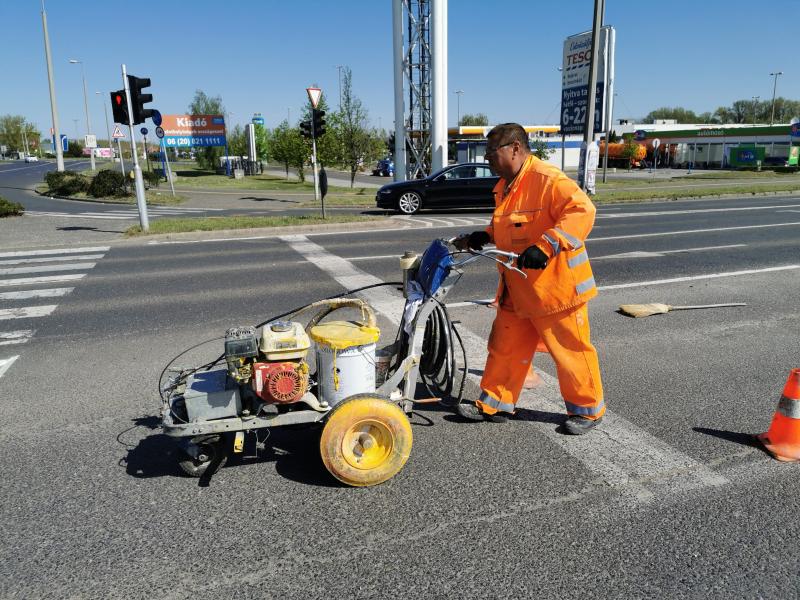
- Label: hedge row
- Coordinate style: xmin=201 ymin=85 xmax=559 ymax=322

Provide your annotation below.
xmin=0 ymin=196 xmax=24 ymax=217
xmin=44 ymin=168 xmax=161 ymax=198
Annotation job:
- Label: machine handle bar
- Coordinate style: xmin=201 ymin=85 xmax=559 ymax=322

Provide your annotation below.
xmin=445 ymin=237 xmax=527 ymax=278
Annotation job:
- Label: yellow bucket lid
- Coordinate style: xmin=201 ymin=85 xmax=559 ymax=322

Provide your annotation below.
xmin=309 ymin=321 xmax=380 ymax=350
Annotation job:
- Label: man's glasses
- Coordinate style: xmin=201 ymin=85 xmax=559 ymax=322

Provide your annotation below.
xmin=484 ymin=142 xmax=513 ymax=158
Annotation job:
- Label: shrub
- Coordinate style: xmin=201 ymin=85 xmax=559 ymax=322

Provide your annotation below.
xmin=88 ymin=169 xmax=129 ymax=198
xmin=142 ymin=170 xmax=162 ymax=187
xmin=0 ymin=196 xmax=24 ymax=217
xmin=43 ymin=170 xmax=90 ymax=196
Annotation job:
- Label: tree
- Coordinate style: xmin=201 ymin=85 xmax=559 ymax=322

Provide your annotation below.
xmin=644 ymin=107 xmax=700 ymax=123
xmin=66 ymin=140 xmax=84 ymax=158
xmin=254 ymin=123 xmax=269 ymax=161
xmin=337 ymin=67 xmax=381 ymax=187
xmin=0 ymin=115 xmax=41 ymax=154
xmin=188 ymin=90 xmax=226 ymax=170
xmin=270 ymin=120 xmax=307 ymax=181
xmin=620 ymin=134 xmax=640 ymax=171
xmin=227 ymin=124 xmax=246 ymax=157
xmin=530 ymin=139 xmax=554 ymax=160
xmin=460 ymin=113 xmax=489 ymax=126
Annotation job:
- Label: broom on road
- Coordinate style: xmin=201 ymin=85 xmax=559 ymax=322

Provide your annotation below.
xmin=618 ymin=302 xmax=747 ymax=318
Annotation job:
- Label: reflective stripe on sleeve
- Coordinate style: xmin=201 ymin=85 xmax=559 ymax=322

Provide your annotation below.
xmin=575 ymin=276 xmax=596 ymax=295
xmin=567 ymin=251 xmax=589 ymax=268
xmin=479 ymin=391 xmax=516 ymax=413
xmin=555 ymin=228 xmax=583 ymax=250
xmin=565 ymin=399 xmax=605 ymax=416
xmin=778 ymin=395 xmax=800 ymax=419
xmin=542 ymin=232 xmax=560 ymax=257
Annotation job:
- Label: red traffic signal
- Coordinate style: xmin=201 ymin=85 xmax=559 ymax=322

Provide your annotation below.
xmin=110 ymin=89 xmax=129 ymax=124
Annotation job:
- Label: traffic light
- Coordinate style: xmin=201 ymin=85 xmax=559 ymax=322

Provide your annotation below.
xmin=127 ymin=75 xmax=153 ymax=125
xmin=110 ymin=90 xmax=128 ymax=124
xmin=299 ymin=119 xmax=313 ymax=139
xmin=312 ymin=109 xmax=326 ymax=138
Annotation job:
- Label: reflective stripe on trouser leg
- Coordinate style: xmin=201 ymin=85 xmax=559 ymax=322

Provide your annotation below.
xmin=534 ymin=303 xmax=605 ymax=420
xmin=478 ymin=307 xmax=538 ymax=415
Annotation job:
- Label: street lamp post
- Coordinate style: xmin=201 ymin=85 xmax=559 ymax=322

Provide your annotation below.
xmin=69 ymin=59 xmax=96 ymax=171
xmin=454 ymin=89 xmax=464 ymax=128
xmin=41 ymin=0 xmax=64 ymax=171
xmin=769 ymin=71 xmax=783 ymax=126
xmin=95 ymin=91 xmax=113 ymax=162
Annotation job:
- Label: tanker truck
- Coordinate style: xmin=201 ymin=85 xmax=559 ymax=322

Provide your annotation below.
xmin=598 ymin=141 xmax=646 ymax=169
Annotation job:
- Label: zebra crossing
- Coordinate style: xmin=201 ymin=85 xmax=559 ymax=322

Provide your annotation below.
xmin=392 ymin=215 xmax=490 ymax=228
xmin=0 ymin=245 xmax=109 ymax=379
xmin=25 ymin=206 xmax=224 ymax=220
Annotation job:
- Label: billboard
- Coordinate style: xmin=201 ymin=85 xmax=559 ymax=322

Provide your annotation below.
xmin=560 ymin=26 xmax=615 ymax=136
xmin=161 ymin=114 xmax=227 ymax=148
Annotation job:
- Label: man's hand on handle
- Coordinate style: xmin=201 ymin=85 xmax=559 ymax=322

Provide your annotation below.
xmin=453 ymin=231 xmax=491 ymax=251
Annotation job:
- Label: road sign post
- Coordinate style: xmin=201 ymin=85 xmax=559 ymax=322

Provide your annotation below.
xmin=306 ymin=87 xmax=324 ymax=218
xmin=652 ymin=138 xmax=661 ymax=177
xmin=112 ymin=124 xmax=126 ymax=176
xmin=122 ymin=63 xmax=149 ymax=233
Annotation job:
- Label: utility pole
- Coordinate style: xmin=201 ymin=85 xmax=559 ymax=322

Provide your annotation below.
xmin=122 ymin=64 xmax=149 ymax=232
xmin=769 ymin=71 xmax=783 ymax=126
xmin=96 ymin=91 xmax=113 ymax=161
xmin=454 ymin=90 xmax=464 ymax=127
xmin=41 ymin=0 xmax=64 ymax=171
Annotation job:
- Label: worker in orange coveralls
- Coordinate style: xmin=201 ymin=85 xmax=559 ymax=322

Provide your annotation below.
xmin=454 ymin=123 xmax=604 ymax=434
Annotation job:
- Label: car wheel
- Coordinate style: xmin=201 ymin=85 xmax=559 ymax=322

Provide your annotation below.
xmin=397 ymin=191 xmax=422 ymax=215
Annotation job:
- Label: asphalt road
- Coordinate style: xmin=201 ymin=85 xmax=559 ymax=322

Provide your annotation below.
xmin=1 ymin=188 xmax=799 ymax=598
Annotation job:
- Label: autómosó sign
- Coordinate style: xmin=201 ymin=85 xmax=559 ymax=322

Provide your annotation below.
xmin=161 ymin=115 xmax=227 ymax=148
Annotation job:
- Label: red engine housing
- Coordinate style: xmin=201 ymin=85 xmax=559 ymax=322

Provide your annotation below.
xmin=252 ymin=362 xmax=308 ymax=404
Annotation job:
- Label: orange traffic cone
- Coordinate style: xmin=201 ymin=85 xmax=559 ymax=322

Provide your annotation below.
xmin=757 ymin=369 xmax=800 ymax=462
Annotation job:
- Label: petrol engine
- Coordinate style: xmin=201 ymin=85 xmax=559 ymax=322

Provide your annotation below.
xmin=224 ymin=322 xmax=311 ymax=405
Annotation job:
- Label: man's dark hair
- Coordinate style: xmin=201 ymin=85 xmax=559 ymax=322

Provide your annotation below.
xmin=487 ymin=123 xmax=529 ymax=152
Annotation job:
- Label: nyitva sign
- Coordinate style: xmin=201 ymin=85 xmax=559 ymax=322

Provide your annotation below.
xmin=161 ymin=114 xmax=227 ymax=147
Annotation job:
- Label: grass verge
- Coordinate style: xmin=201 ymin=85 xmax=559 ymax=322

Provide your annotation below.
xmin=0 ymin=196 xmax=25 ymax=217
xmin=593 ymin=181 xmax=800 ymax=203
xmin=125 ymin=214 xmax=382 ymax=236
xmin=35 ymin=183 xmax=187 ymax=205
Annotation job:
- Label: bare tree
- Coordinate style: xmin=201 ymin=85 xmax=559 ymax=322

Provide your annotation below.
xmin=337 ymin=68 xmax=377 ymax=187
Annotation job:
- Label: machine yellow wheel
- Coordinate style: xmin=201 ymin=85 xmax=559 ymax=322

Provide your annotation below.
xmin=320 ymin=394 xmax=413 ymax=487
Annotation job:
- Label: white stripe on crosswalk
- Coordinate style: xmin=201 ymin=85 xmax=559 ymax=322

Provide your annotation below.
xmin=0 ymin=305 xmax=58 ymax=320
xmin=0 ymin=246 xmax=109 ymax=259
xmin=0 ymin=254 xmax=104 ymax=266
xmin=0 ymin=355 xmax=19 ymax=378
xmin=0 ymin=331 xmax=34 ymax=345
xmin=0 ymin=274 xmax=86 ymax=287
xmin=0 ymin=262 xmax=96 ymax=276
xmin=25 ymin=212 xmax=130 ymax=220
xmin=0 ymin=288 xmax=74 ymax=300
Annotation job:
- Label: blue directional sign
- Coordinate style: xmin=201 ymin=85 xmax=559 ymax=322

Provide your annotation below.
xmin=151 ymin=109 xmax=162 ymax=127
xmin=51 ymin=134 xmax=68 ymax=152
xmin=140 ymin=127 xmax=148 ymax=136
xmin=252 ymin=116 xmax=265 ymax=126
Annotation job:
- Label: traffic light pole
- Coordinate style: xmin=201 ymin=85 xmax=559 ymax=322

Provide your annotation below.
xmin=312 ymin=134 xmax=324 ymax=219
xmin=121 ymin=64 xmax=149 ymax=232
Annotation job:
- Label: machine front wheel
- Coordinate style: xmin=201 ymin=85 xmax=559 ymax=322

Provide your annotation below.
xmin=320 ymin=394 xmax=413 ymax=487
xmin=178 ymin=437 xmax=228 ymax=477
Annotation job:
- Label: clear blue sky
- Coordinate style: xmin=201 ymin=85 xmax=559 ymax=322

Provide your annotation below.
xmin=1 ymin=0 xmax=798 ymax=140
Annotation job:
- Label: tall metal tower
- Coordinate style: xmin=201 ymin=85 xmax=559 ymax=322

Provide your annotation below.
xmin=392 ymin=0 xmax=447 ymax=181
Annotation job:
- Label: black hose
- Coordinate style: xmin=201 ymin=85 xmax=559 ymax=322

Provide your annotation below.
xmin=418 ymin=299 xmax=469 ymax=406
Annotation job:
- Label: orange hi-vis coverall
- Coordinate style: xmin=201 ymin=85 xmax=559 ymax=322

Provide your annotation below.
xmin=475 ymin=155 xmax=605 ymax=420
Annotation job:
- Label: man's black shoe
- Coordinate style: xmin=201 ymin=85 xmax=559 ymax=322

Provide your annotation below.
xmin=456 ymin=402 xmax=509 ymax=423
xmin=563 ymin=415 xmax=602 ymax=435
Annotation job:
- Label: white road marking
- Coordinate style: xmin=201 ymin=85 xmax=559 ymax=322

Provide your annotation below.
xmin=590 ymin=221 xmax=800 ymax=242
xmin=595 ymin=203 xmax=800 ymax=219
xmin=0 ymin=305 xmax=58 ymax=320
xmin=590 ymin=244 xmax=745 ymax=260
xmin=446 ymin=264 xmax=800 ymax=308
xmin=284 ymin=234 xmax=729 ymax=501
xmin=0 ymin=262 xmax=95 ymax=276
xmin=777 ymin=210 xmax=800 ymax=213
xmin=598 ymin=264 xmax=800 ymax=290
xmin=0 ymin=331 xmax=34 ymax=346
xmin=348 ymin=254 xmax=401 ymax=261
xmin=0 ymin=274 xmax=86 ymax=288
xmin=0 ymin=246 xmax=109 ymax=259
xmin=0 ymin=356 xmax=19 ymax=378
xmin=26 ymin=211 xmax=132 ymax=220
xmin=0 ymin=288 xmax=74 ymax=300
xmin=0 ymin=254 xmax=104 ymax=266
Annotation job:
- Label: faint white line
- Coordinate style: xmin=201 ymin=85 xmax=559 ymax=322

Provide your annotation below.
xmin=348 ymin=254 xmax=400 ymax=261
xmin=0 ymin=330 xmax=34 ymax=345
xmin=0 ymin=262 xmax=96 ymax=276
xmin=0 ymin=254 xmax=104 ymax=266
xmin=0 ymin=288 xmax=74 ymax=300
xmin=590 ymin=244 xmax=746 ymax=261
xmin=598 ymin=265 xmax=800 ymax=290
xmin=0 ymin=356 xmax=19 ymax=378
xmin=0 ymin=274 xmax=86 ymax=287
xmin=0 ymin=305 xmax=58 ymax=320
xmin=0 ymin=246 xmax=109 ymax=258
xmin=595 ymin=203 xmax=800 ymax=219
xmin=589 ymin=221 xmax=800 ymax=242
